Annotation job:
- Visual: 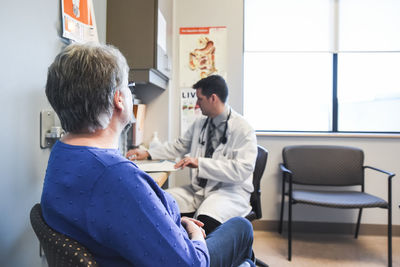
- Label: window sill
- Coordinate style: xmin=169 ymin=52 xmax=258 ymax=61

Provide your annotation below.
xmin=256 ymin=131 xmax=400 ymax=139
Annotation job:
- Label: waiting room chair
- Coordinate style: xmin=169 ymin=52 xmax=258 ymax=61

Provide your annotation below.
xmin=278 ymin=145 xmax=395 ymax=267
xmin=246 ymin=145 xmax=269 ymax=267
xmin=30 ymin=203 xmax=98 ymax=267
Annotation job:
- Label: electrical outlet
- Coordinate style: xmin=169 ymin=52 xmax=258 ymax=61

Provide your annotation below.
xmin=40 ymin=110 xmax=55 ymax=149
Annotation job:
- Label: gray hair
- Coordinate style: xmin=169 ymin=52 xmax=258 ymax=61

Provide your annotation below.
xmin=45 ymin=43 xmax=129 ymax=133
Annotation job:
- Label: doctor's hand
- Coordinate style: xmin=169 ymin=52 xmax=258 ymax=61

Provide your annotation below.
xmin=181 ymin=216 xmax=206 ymax=241
xmin=126 ymin=148 xmax=150 ymax=161
xmin=174 ymin=157 xmax=198 ymax=169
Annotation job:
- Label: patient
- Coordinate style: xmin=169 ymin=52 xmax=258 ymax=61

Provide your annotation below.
xmin=40 ymin=43 xmax=256 ymax=267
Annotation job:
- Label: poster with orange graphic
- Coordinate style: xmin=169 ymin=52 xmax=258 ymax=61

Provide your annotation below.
xmin=179 ymin=26 xmax=227 ymax=87
xmin=61 ymin=0 xmax=98 ymax=43
xmin=180 ymin=88 xmax=204 ymax=135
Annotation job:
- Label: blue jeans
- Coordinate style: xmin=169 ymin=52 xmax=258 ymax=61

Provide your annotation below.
xmin=205 ymin=217 xmax=256 ymax=267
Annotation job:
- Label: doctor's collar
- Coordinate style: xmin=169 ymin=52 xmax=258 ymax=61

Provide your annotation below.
xmin=211 ymin=105 xmax=230 ymax=127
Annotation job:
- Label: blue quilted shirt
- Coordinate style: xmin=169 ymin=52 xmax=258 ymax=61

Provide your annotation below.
xmin=41 ymin=141 xmax=209 ymax=266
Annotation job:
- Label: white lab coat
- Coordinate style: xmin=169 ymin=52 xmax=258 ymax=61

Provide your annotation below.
xmin=148 ymin=108 xmax=257 ymax=223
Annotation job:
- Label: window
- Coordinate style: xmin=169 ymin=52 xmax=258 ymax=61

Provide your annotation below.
xmin=244 ymin=0 xmax=400 ymax=133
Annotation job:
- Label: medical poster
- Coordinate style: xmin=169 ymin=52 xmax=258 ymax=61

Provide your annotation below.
xmin=179 ymin=27 xmax=227 ymax=87
xmin=61 ymin=0 xmax=99 ymax=43
xmin=180 ymin=88 xmax=203 ymax=135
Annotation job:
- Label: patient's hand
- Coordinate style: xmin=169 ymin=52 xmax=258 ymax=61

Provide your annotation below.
xmin=126 ymin=149 xmax=149 ymax=161
xmin=181 ymin=217 xmax=206 ymax=241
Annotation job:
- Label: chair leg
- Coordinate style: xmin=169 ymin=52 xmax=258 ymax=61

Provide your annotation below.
xmin=278 ymin=181 xmax=285 ymax=234
xmin=288 ymin=195 xmax=292 ymax=261
xmin=255 ymin=257 xmax=269 ymax=267
xmin=354 ymin=208 xmax=362 ymax=238
xmin=388 ymin=205 xmax=392 ymax=267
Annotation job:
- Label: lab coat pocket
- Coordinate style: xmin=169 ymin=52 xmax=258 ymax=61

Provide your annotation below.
xmin=213 ymin=145 xmax=226 ymax=158
xmin=216 ymin=145 xmax=236 ymax=159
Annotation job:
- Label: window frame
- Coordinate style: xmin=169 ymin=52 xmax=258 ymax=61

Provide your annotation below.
xmin=243 ymin=0 xmax=400 ymax=135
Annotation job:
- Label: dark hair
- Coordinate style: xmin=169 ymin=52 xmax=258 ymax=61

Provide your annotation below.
xmin=45 ymin=43 xmax=129 ymax=133
xmin=192 ymin=75 xmax=228 ymax=103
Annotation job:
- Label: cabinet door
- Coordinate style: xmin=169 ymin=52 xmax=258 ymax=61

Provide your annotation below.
xmin=107 ymin=0 xmax=156 ymax=70
xmin=156 ymin=0 xmax=171 ymax=78
xmin=107 ymin=0 xmax=171 ymax=78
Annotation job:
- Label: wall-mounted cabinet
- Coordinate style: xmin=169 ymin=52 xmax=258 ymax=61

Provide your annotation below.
xmin=107 ymin=0 xmax=172 ymax=103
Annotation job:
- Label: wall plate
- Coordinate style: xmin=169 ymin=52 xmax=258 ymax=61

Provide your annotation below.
xmin=40 ymin=110 xmax=55 ymax=149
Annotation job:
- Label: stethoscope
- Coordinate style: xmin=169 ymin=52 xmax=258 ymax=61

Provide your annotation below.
xmin=199 ymin=108 xmax=232 ymax=146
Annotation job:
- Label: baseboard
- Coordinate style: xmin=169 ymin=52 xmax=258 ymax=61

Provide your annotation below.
xmin=252 ymin=220 xmax=400 ymax=236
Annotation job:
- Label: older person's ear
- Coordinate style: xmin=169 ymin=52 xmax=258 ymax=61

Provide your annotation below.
xmin=113 ymin=90 xmax=124 ymax=110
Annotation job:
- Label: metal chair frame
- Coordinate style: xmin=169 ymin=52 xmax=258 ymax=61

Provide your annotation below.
xmin=278 ymin=145 xmax=395 ymax=267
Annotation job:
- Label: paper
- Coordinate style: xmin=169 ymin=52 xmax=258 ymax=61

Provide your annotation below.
xmin=61 ymin=0 xmax=99 ymax=43
xmin=135 ymin=160 xmax=177 ymax=172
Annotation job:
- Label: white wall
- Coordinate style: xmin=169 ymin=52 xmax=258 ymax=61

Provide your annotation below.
xmin=143 ymin=0 xmax=174 ymax=147
xmin=172 ymin=0 xmax=400 ymax=226
xmin=0 ymin=1 xmax=107 ymax=266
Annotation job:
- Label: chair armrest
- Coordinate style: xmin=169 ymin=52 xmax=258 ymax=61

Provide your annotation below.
xmin=280 ymin=163 xmax=293 ymax=184
xmin=364 ymin=166 xmax=395 ymax=208
xmin=280 ymin=163 xmax=292 ymax=174
xmin=364 ymin=166 xmax=395 ymax=179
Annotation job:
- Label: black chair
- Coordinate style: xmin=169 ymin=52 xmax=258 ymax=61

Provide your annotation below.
xmin=278 ymin=145 xmax=395 ymax=267
xmin=30 ymin=203 xmax=98 ymax=267
xmin=246 ymin=145 xmax=268 ymax=222
xmin=246 ymin=145 xmax=269 ymax=267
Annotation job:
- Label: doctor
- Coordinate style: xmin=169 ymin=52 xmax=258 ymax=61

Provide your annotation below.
xmin=127 ymin=75 xmax=257 ymax=234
